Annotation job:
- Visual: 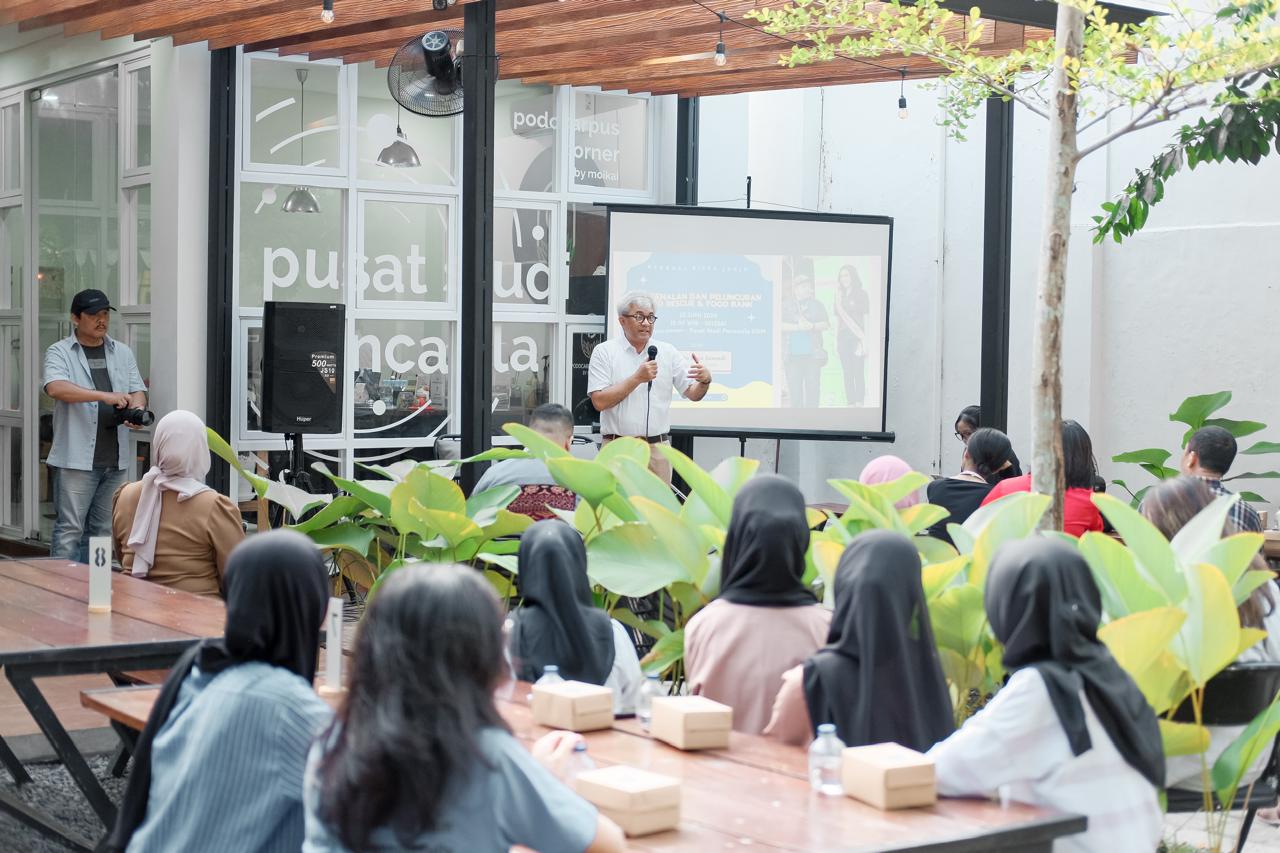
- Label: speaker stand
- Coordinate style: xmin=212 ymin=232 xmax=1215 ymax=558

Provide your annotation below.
xmin=283 ymin=432 xmax=314 ymax=492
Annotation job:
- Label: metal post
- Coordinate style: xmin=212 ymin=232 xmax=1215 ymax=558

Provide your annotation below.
xmin=671 ymin=98 xmax=700 ymax=488
xmin=206 ymin=48 xmax=236 ymax=494
xmin=979 ymin=96 xmax=1014 ymax=433
xmin=460 ymin=0 xmax=497 ymax=494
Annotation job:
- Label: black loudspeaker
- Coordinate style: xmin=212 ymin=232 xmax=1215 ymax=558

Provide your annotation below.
xmin=262 ymin=301 xmax=345 ymax=434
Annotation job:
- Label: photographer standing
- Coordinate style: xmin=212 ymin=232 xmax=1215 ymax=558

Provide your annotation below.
xmin=43 ymin=289 xmax=148 ymax=562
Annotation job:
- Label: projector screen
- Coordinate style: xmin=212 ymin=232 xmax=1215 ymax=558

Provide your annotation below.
xmin=607 ymin=206 xmax=893 ymax=437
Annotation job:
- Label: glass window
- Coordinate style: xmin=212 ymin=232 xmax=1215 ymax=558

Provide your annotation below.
xmin=568 ymin=328 xmax=606 ymax=427
xmin=495 ymin=81 xmax=555 ymax=194
xmin=353 ymin=317 xmax=453 ymax=440
xmin=4 ymin=324 xmax=20 ymax=411
xmin=493 ymin=321 xmax=552 ymax=430
xmin=0 ymin=207 xmax=23 ymax=310
xmin=5 ymin=425 xmax=20 ymax=530
xmin=357 ymin=196 xmax=450 ymax=307
xmin=565 ymin=202 xmax=607 ymax=316
xmin=355 ymin=63 xmax=456 ymax=187
xmin=573 ymin=92 xmax=649 ymax=193
xmin=131 ymin=67 xmax=151 ymax=169
xmin=248 ymin=58 xmax=341 ymax=170
xmin=239 ymin=183 xmax=344 ymax=307
xmin=245 ymin=321 xmax=265 ymax=432
xmin=134 ymin=185 xmax=151 ymax=305
xmin=129 ymin=322 xmax=151 ymax=394
xmin=494 ymin=204 xmax=553 ymax=308
xmin=2 ymin=103 xmax=19 ymax=193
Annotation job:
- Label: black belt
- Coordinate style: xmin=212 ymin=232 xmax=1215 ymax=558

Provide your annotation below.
xmin=603 ymin=433 xmax=670 ymax=444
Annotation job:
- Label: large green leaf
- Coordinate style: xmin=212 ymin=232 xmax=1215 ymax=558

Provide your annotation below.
xmin=479 ymin=509 xmax=533 ymax=542
xmin=596 ymin=437 xmax=650 ymax=470
xmin=930 ymin=583 xmax=988 ymax=655
xmin=922 ymin=555 xmax=969 ymax=600
xmin=915 ymin=535 xmax=959 ymax=565
xmin=1097 ymin=607 xmax=1186 ymax=676
xmin=611 ymin=608 xmax=671 ymax=641
xmin=1170 ymin=494 xmax=1237 ymax=566
xmin=630 ymin=496 xmax=709 ymax=585
xmin=412 ymin=504 xmax=482 ymax=550
xmin=868 ymin=471 xmax=931 ymax=507
xmin=830 ymin=479 xmax=906 ymax=534
xmin=206 ymin=427 xmax=257 ymax=490
xmin=1078 ymin=532 xmax=1167 ymax=618
xmin=1224 ymin=470 xmax=1280 ymax=481
xmin=476 ymin=552 xmax=519 ymax=574
xmin=404 ymin=466 xmax=467 ymax=515
xmin=1203 ymin=418 xmax=1267 ymax=439
xmin=322 ymin=470 xmax=394 ymax=516
xmin=586 ymin=523 xmax=692 ymax=597
xmin=465 ymin=484 xmax=521 ymax=525
xmin=1241 ymin=441 xmax=1280 ymax=456
xmin=288 ymin=496 xmax=368 ymax=534
xmin=1169 ymin=391 xmax=1232 ymax=430
xmin=545 ymin=457 xmax=618 ymax=507
xmin=1131 ymin=651 xmax=1193 ymax=715
xmin=243 ymin=470 xmax=333 ymax=520
xmin=1212 ymin=688 xmax=1280 ymax=806
xmin=658 ymin=444 xmax=733 ymax=527
xmin=1092 ymin=493 xmax=1186 ymax=604
xmin=502 ymin=422 xmax=571 ymax=459
xmin=1161 ymin=719 xmax=1212 ymax=757
xmin=1172 ymin=563 xmax=1242 ymax=687
xmin=307 ymin=522 xmax=376 ymax=557
xmin=640 ymin=629 xmax=685 ymax=676
xmin=899 ymin=503 xmax=950 ymax=536
xmin=1233 ymin=570 xmax=1275 ymax=608
xmin=459 ymin=447 xmax=534 ymax=464
xmin=1111 ymin=448 xmax=1173 ymax=466
xmin=612 ymin=457 xmax=681 ymax=514
xmin=1201 ymin=531 xmax=1265 ymax=590
xmin=969 ymin=493 xmax=1051 ymax=588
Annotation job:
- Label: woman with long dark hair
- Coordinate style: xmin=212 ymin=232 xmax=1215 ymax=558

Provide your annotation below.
xmin=684 ymin=475 xmax=830 ymax=733
xmin=925 ymin=427 xmax=1015 ymax=543
xmin=980 ymin=419 xmax=1103 ymax=537
xmin=765 ymin=531 xmax=954 ymax=748
xmin=305 ymin=564 xmax=624 ymax=853
xmin=105 ymin=530 xmax=332 ymax=853
xmin=834 ymin=264 xmax=870 ymax=406
xmin=509 ymin=521 xmax=643 ymax=713
xmin=952 ymin=405 xmax=1021 ymax=480
xmin=928 ymin=538 xmax=1164 ymax=852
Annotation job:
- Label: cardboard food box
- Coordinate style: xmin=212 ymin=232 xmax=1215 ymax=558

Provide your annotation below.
xmin=841 ymin=742 xmax=937 ymax=810
xmin=650 ymin=696 xmax=732 ymax=750
xmin=530 ymin=680 xmax=614 ymax=732
xmin=574 ymin=764 xmax=681 ymax=836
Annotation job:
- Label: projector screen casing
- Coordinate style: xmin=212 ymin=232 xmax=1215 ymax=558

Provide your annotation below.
xmin=605 ymin=204 xmax=894 ymax=442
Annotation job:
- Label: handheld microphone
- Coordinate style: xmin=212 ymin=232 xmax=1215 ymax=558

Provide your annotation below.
xmin=646 ymin=345 xmax=657 ymax=389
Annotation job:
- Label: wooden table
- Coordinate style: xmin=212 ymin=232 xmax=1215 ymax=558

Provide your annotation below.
xmin=85 ymin=680 xmax=1082 ymax=852
xmin=1264 ymin=530 xmax=1280 ymax=561
xmin=0 ymin=558 xmax=225 ymax=850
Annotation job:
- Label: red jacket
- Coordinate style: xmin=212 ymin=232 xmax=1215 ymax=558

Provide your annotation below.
xmin=979 ymin=474 xmax=1103 ymax=538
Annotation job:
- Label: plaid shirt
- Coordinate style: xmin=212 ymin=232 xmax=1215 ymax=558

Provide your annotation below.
xmin=1200 ymin=477 xmax=1264 ymax=533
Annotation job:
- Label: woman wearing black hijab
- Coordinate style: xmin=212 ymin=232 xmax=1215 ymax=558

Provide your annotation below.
xmin=104 ymin=530 xmax=332 ymax=853
xmin=509 ymin=521 xmax=641 ymax=711
xmin=765 ymin=531 xmax=954 ymax=748
xmin=684 ymin=475 xmax=830 ymax=734
xmin=927 ymin=538 xmax=1163 ymax=853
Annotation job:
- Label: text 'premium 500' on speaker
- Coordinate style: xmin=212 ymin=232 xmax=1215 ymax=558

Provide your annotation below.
xmin=262 ymin=301 xmax=345 ymax=434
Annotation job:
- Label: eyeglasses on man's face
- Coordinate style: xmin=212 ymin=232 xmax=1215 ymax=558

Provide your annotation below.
xmin=625 ymin=313 xmax=658 ymax=325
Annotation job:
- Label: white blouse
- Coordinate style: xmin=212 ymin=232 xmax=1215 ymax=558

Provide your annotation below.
xmin=604 ymin=619 xmax=644 ymax=715
xmin=927 ymin=667 xmax=1163 ymax=853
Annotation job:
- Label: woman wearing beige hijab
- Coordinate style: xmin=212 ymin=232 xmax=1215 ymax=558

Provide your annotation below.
xmin=112 ymin=410 xmax=244 ymax=597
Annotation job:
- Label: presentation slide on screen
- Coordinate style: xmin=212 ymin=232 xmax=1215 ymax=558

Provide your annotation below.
xmin=608 ymin=209 xmax=892 ymax=435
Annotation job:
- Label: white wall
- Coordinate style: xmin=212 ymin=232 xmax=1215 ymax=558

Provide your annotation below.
xmin=697 ymin=78 xmax=1280 ymax=513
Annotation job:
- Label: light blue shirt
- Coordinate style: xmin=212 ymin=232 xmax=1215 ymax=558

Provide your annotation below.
xmin=303 ymin=727 xmax=599 ymax=853
xmin=42 ymin=333 xmax=146 ymax=471
xmin=126 ymin=661 xmax=333 ymax=853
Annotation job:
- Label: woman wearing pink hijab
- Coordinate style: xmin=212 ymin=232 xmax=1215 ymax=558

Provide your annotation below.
xmin=858 ymin=455 xmax=920 ymax=509
xmin=111 ymin=410 xmax=244 ymax=597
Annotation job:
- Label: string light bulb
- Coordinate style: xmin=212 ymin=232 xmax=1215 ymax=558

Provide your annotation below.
xmin=321 ymin=0 xmax=334 ymax=22
xmin=714 ymin=12 xmax=728 ymax=66
xmin=897 ymin=69 xmax=908 ymax=119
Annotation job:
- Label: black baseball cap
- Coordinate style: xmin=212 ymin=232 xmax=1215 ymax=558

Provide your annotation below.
xmin=70 ymin=289 xmax=116 ymax=315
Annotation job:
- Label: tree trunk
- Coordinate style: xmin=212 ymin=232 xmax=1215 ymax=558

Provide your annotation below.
xmin=1030 ymin=2 xmax=1084 ymax=531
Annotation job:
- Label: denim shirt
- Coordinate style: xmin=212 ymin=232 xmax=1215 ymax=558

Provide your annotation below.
xmin=43 ymin=333 xmax=146 ymax=471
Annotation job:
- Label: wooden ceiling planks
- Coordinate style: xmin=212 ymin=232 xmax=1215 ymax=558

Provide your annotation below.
xmin=0 ymin=0 xmax=1056 ymax=99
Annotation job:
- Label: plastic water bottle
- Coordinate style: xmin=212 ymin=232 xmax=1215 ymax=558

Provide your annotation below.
xmin=536 ymin=664 xmax=564 ymax=686
xmin=637 ymin=674 xmax=663 ymax=731
xmin=808 ymin=724 xmax=845 ymax=796
xmin=564 ymin=740 xmax=596 ymax=785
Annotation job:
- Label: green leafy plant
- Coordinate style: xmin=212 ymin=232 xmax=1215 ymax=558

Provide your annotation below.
xmin=1111 ymin=391 xmax=1280 ymax=506
xmin=1081 ymin=491 xmax=1275 ymax=851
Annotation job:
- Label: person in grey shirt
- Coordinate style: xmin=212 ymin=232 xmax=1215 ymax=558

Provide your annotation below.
xmin=43 ymin=289 xmax=147 ymax=562
xmin=472 ymin=402 xmax=574 ymax=494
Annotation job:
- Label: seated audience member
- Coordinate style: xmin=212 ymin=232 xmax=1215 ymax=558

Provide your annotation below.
xmin=765 ymin=531 xmax=954 ymax=749
xmin=980 ymin=420 xmax=1104 ymax=537
xmin=1174 ymin=425 xmax=1263 ymax=533
xmin=928 ymin=539 xmax=1164 ymax=853
xmin=473 ymin=402 xmax=577 ymax=521
xmin=858 ymin=455 xmax=921 ymax=508
xmin=1141 ymin=476 xmax=1280 ymax=791
xmin=684 ymin=475 xmax=830 ymax=734
xmin=925 ymin=428 xmax=1013 ymax=543
xmin=304 ymin=564 xmax=625 ymax=853
xmin=111 ymin=410 xmax=244 ymax=597
xmin=955 ymin=405 xmax=1022 ymax=481
xmin=104 ymin=530 xmax=332 ymax=853
xmin=509 ymin=520 xmax=643 ymax=714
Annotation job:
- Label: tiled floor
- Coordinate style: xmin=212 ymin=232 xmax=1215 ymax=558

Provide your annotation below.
xmin=1163 ymin=809 xmax=1280 ymax=850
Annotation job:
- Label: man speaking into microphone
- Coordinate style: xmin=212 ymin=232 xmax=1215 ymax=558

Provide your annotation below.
xmin=588 ymin=292 xmax=712 ymax=484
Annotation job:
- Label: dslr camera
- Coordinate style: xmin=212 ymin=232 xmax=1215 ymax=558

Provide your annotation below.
xmin=112 ymin=407 xmax=156 ymax=428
